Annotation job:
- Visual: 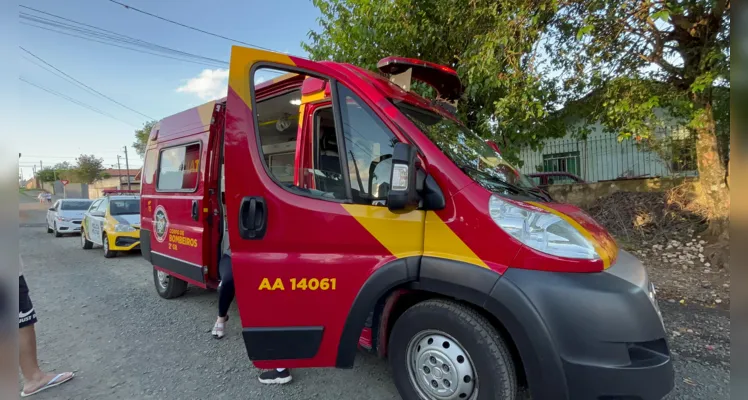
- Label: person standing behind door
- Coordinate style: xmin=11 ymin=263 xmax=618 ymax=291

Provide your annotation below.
xmin=209 ymin=167 xmax=292 ymax=384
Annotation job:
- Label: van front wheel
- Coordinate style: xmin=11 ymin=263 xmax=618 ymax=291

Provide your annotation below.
xmin=153 ymin=267 xmax=188 ymax=299
xmin=388 ymin=299 xmax=517 ymax=400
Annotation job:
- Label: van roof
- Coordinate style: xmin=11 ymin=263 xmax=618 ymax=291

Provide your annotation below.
xmin=107 ymin=195 xmax=140 ymax=200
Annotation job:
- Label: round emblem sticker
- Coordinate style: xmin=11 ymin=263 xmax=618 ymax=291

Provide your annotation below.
xmin=153 ymin=206 xmax=169 ymax=243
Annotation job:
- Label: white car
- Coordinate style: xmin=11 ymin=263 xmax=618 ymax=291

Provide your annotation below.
xmin=46 ymin=199 xmax=93 ymax=237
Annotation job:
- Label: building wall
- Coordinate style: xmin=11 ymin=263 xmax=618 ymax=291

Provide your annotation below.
xmin=518 ymin=111 xmax=695 ymax=182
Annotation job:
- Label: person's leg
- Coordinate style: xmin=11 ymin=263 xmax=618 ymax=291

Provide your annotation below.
xmin=258 ymin=368 xmax=292 ymax=385
xmin=212 ymin=255 xmax=234 ymax=339
xmin=18 ymin=276 xmax=73 ymax=395
xmin=217 ymin=255 xmax=234 ymax=319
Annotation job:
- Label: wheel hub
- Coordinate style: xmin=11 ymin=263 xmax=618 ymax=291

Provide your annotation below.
xmin=407 ymin=331 xmax=476 ymax=400
xmin=157 ymin=271 xmax=169 ymax=289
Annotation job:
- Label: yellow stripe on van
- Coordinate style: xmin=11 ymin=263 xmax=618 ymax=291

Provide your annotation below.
xmin=526 ymin=201 xmax=615 ymax=269
xmin=301 ymin=91 xmax=327 ymax=104
xmin=341 ymin=205 xmax=425 ymax=259
xmin=423 ymin=212 xmax=489 ymax=269
xmin=228 ymin=47 xmax=296 ymax=110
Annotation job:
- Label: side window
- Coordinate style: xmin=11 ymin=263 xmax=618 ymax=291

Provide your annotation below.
xmin=96 ymin=199 xmax=108 ymax=213
xmin=252 ymin=68 xmax=341 ymax=201
xmin=88 ymin=199 xmax=101 ymax=212
xmin=251 ymin=67 xmax=396 ymax=205
xmin=157 ymin=143 xmax=201 ymax=191
xmin=337 ymin=86 xmax=397 ymax=205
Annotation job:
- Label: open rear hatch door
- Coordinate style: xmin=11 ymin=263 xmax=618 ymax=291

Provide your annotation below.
xmin=377 ymin=56 xmax=463 ymax=102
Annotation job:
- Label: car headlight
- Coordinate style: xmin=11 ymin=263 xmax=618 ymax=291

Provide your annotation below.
xmin=489 ymin=195 xmax=599 ymax=260
xmin=56 ymin=216 xmax=69 ymax=222
xmin=115 ymin=224 xmax=136 ymax=232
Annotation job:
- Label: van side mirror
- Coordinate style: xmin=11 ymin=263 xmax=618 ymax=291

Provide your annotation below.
xmin=48 ymin=207 xmax=55 ymax=211
xmin=387 ymin=142 xmax=419 ymax=212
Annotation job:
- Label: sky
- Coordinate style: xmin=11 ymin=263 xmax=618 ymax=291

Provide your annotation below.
xmin=11 ymin=0 xmax=322 ymax=181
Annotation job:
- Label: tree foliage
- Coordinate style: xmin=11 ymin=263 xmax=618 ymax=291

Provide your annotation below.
xmin=74 ymin=154 xmax=109 ymax=184
xmin=35 ymin=162 xmax=77 ymax=182
xmin=133 ymin=120 xmax=158 ymax=158
xmin=545 ymin=0 xmax=730 ymax=233
xmin=302 ymin=0 xmax=561 ymax=164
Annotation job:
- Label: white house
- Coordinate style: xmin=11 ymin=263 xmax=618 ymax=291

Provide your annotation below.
xmin=517 ymin=109 xmax=696 ymax=182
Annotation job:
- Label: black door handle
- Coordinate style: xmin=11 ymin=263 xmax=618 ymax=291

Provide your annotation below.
xmin=191 ymin=200 xmax=199 ymax=221
xmin=238 ymin=196 xmax=267 ymax=240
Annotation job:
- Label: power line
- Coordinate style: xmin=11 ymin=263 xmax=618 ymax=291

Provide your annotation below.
xmin=19 ymin=6 xmax=229 ymax=67
xmin=19 ymin=46 xmax=155 ymax=120
xmin=20 ymin=10 xmax=229 ymax=65
xmin=19 ymin=77 xmax=139 ymax=128
xmin=106 ymin=0 xmax=276 ymax=52
xmin=20 ymin=6 xmax=287 ymax=76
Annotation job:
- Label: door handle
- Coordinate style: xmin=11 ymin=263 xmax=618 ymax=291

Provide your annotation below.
xmin=238 ymin=196 xmax=267 ymax=240
xmin=191 ymin=200 xmax=199 ymax=221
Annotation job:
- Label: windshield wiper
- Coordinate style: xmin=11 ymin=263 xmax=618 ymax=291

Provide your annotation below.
xmin=459 ymin=165 xmax=548 ymax=201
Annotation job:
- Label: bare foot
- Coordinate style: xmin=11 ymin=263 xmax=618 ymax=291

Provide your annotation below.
xmin=22 ymin=371 xmax=74 ymax=397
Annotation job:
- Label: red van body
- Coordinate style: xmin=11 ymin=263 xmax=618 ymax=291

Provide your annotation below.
xmin=140 ymin=48 xmax=673 ymax=400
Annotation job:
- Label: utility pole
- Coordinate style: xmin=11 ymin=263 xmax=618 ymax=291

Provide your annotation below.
xmin=39 ymin=161 xmax=44 ymax=189
xmin=117 ymin=155 xmax=123 ymax=189
xmin=123 ymin=146 xmax=132 ymax=191
xmin=32 ymin=165 xmax=37 ymax=188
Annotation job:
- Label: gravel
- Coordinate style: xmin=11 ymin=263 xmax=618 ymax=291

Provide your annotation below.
xmin=18 ymin=195 xmax=729 ymax=399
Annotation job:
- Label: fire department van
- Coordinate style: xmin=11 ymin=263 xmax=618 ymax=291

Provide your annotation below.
xmin=140 ymin=48 xmax=673 ymax=400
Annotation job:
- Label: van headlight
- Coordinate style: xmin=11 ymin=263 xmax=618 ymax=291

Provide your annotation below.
xmin=488 ymin=195 xmax=599 ymax=260
xmin=115 ymin=224 xmax=136 ymax=232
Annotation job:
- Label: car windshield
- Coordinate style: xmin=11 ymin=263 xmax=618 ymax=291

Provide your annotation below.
xmin=60 ymin=201 xmax=92 ymax=210
xmin=394 ymin=102 xmax=536 ymax=192
xmin=109 ymin=199 xmax=140 ymax=215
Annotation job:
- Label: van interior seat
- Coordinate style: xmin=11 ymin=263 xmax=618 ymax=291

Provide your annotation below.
xmin=318 ymin=129 xmax=346 ymax=198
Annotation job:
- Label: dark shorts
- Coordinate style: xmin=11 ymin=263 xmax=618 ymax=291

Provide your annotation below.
xmin=19 ymin=276 xmax=37 ymax=328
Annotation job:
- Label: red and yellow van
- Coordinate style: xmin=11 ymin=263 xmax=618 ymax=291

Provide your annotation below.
xmin=140 ymin=48 xmax=673 ymax=400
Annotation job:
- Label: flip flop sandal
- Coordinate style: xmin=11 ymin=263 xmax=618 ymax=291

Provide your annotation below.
xmin=21 ymin=372 xmax=75 ymax=397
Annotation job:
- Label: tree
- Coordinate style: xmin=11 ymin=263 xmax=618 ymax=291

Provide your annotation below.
xmin=302 ymin=0 xmax=561 ymax=165
xmin=35 ymin=162 xmax=76 ymax=182
xmin=133 ymin=120 xmax=158 ymax=158
xmin=35 ymin=168 xmax=57 ymax=183
xmin=74 ymin=154 xmax=109 ymax=184
xmin=545 ymin=0 xmax=730 ymax=235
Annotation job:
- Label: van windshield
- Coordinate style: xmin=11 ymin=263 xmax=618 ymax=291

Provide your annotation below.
xmin=110 ymin=199 xmax=140 ymax=215
xmin=394 ymin=102 xmax=537 ymax=192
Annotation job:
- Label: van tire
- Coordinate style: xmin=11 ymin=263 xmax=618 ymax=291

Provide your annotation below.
xmin=388 ymin=299 xmax=517 ymax=400
xmin=47 ymin=224 xmax=53 ymax=233
xmin=103 ymin=234 xmax=117 ymax=258
xmin=153 ymin=267 xmax=188 ymax=299
xmin=81 ymin=228 xmax=93 ymax=249
xmin=53 ymin=223 xmax=62 ymax=237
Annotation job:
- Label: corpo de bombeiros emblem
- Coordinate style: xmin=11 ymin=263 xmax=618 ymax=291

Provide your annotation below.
xmin=153 ymin=205 xmax=169 ymax=243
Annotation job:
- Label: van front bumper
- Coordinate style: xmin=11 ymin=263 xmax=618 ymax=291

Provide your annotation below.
xmin=492 ymin=250 xmax=674 ymax=400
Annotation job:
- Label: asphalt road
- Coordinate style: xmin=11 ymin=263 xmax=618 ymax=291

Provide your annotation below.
xmin=18 ymin=192 xmax=729 ymax=400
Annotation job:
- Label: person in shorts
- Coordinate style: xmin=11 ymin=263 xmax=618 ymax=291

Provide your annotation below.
xmin=18 ymin=257 xmax=74 ymax=397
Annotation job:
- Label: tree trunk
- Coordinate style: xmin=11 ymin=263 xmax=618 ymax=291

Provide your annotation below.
xmin=692 ymin=101 xmax=729 ymax=238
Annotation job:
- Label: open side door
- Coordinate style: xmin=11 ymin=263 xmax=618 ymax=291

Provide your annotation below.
xmin=225 ymin=47 xmax=425 ymax=369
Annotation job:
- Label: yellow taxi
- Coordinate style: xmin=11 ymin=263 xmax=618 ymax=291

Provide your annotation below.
xmin=80 ymin=193 xmax=141 ymax=258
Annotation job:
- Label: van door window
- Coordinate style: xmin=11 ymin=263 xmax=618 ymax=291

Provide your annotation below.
xmin=337 ymin=86 xmax=397 ymax=205
xmin=157 ymin=143 xmax=201 ymax=191
xmin=252 ymin=67 xmax=397 ymax=205
xmin=253 ymin=69 xmax=345 ymax=201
